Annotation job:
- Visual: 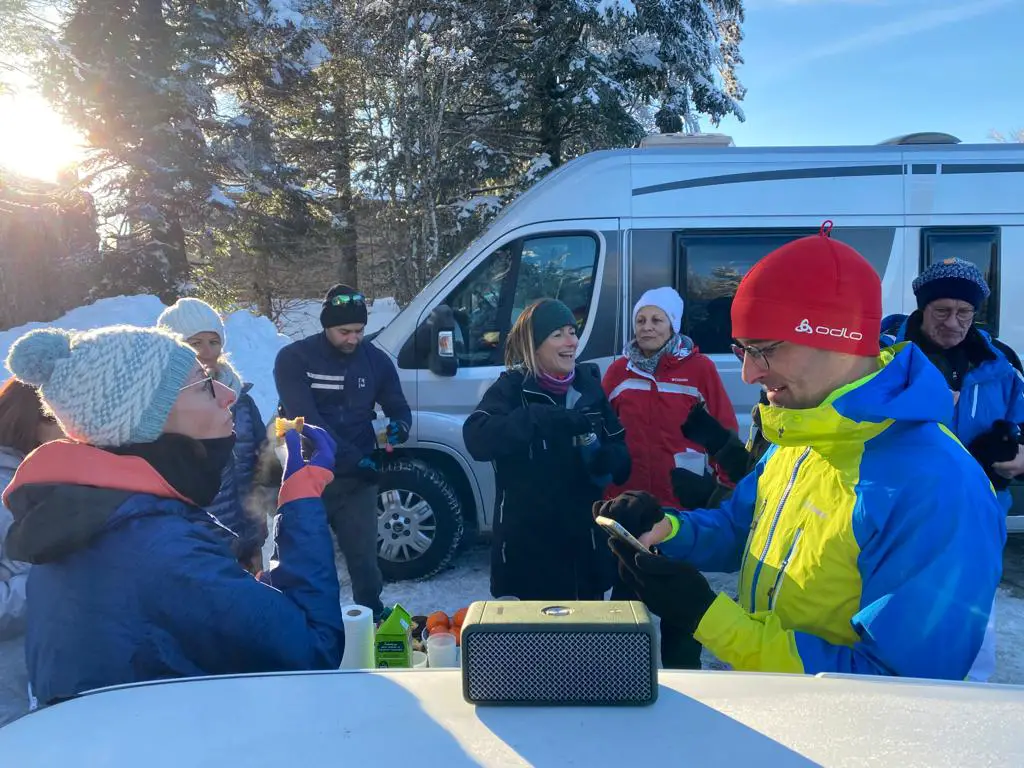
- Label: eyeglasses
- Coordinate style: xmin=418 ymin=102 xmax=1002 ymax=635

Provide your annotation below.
xmin=180 ymin=376 xmax=217 ymax=399
xmin=928 ymin=306 xmax=976 ymax=324
xmin=731 ymin=341 xmax=784 ymax=371
xmin=326 ymin=293 xmax=366 ymax=307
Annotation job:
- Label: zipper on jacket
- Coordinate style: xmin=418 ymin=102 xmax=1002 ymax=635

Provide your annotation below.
xmin=749 ymin=448 xmax=811 ymax=612
xmin=738 ymin=497 xmax=768 ymax=585
xmin=767 ymin=528 xmax=803 ymax=611
xmin=971 ymin=384 xmax=979 ymax=419
xmin=498 ymin=491 xmax=505 ymax=526
xmin=501 ymin=542 xmax=506 ymax=564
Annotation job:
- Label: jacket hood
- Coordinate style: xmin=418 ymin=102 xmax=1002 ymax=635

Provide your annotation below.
xmin=3 ymin=441 xmax=191 ymax=564
xmin=759 ymin=343 xmax=954 ymax=451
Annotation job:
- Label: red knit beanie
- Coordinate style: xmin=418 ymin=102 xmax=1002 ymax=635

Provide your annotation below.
xmin=730 ymin=221 xmax=881 ymax=357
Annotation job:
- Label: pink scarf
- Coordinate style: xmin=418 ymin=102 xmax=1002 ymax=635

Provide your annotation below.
xmin=535 ymin=368 xmax=575 ymax=396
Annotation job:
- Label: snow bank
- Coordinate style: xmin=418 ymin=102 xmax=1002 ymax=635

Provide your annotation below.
xmin=0 ymin=295 xmax=290 ymax=420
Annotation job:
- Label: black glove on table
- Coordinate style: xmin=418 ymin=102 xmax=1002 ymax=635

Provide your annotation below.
xmin=609 ymin=539 xmax=717 ymax=635
xmin=592 ymin=490 xmax=664 ymax=537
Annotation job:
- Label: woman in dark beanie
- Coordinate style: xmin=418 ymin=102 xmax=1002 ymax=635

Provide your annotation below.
xmin=2 ymin=324 xmax=344 ymax=707
xmin=463 ymin=299 xmax=631 ymax=600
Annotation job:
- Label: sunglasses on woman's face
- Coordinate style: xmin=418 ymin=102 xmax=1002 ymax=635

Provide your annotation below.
xmin=326 ymin=293 xmax=366 ymax=307
xmin=179 ymin=376 xmax=217 ymax=399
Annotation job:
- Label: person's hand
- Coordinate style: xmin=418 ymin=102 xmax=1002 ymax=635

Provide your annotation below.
xmin=968 ymin=420 xmax=1021 ymax=488
xmin=670 ymin=467 xmax=719 ymax=509
xmin=639 ymin=517 xmax=675 ymax=549
xmin=355 ymin=456 xmax=380 ymax=484
xmin=993 ymin=443 xmax=1024 ymax=480
xmin=531 ymin=404 xmax=592 ymax=437
xmin=283 ymin=424 xmax=336 ymax=481
xmin=386 ymin=419 xmax=410 ymax=446
xmin=681 ymin=402 xmax=731 ymax=456
xmin=592 ymin=490 xmax=664 ymax=537
xmin=279 ymin=425 xmax=337 ymax=504
xmin=609 ymin=540 xmax=716 ymax=633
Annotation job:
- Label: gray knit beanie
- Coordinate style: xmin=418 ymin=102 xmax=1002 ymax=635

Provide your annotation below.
xmin=5 ymin=325 xmax=198 ymax=447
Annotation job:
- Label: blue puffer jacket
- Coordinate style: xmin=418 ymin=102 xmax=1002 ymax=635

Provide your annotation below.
xmin=206 ymin=384 xmax=267 ymax=553
xmin=886 ymin=314 xmax=1024 ymax=510
xmin=1 ymin=441 xmax=344 ymax=706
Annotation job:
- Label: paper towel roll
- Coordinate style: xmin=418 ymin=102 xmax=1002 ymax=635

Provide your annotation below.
xmin=340 ymin=604 xmax=376 ymax=670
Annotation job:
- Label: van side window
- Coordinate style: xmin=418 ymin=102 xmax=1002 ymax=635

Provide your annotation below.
xmin=444 ymin=246 xmax=514 ymax=367
xmin=921 ymin=227 xmax=1000 ymax=336
xmin=676 ymin=228 xmax=895 ymax=354
xmin=442 ymin=233 xmax=599 ymax=368
xmin=510 ymin=234 xmax=598 ymax=330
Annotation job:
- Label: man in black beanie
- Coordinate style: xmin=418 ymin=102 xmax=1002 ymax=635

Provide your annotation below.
xmin=274 ymin=284 xmax=412 ymax=619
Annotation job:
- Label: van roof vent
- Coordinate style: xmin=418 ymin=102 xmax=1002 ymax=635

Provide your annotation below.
xmin=640 ymin=132 xmax=736 ymax=148
xmin=878 ymin=132 xmax=961 ymax=146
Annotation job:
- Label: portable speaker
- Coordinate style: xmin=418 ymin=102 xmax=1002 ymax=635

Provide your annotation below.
xmin=460 ymin=600 xmax=658 ymax=706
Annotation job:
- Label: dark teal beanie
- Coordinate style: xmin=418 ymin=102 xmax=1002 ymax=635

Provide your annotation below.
xmin=531 ymin=299 xmax=577 ymax=349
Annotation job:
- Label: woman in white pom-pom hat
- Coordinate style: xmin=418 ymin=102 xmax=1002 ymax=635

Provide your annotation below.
xmin=158 ymin=298 xmax=269 ymax=573
xmin=2 ymin=324 xmax=343 ymax=708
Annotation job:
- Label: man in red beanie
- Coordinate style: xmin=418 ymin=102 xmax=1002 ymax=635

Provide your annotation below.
xmin=596 ymin=222 xmax=1006 ymax=680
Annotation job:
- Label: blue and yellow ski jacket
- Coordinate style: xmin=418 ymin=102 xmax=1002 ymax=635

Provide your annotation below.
xmin=659 ymin=343 xmax=1005 ymax=680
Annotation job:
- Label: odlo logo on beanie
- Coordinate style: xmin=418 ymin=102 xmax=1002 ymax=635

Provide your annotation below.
xmin=795 ymin=318 xmax=864 ymax=342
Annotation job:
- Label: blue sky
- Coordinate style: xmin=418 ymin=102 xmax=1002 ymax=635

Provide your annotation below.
xmin=712 ymin=0 xmax=1024 ymax=146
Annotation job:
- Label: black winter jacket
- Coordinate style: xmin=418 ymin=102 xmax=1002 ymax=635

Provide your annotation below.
xmin=463 ymin=363 xmax=631 ymax=600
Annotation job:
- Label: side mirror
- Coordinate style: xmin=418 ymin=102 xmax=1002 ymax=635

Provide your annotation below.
xmin=427 ymin=304 xmax=458 ymax=377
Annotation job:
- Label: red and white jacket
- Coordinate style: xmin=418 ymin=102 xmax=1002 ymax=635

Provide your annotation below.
xmin=601 ymin=340 xmax=738 ymax=507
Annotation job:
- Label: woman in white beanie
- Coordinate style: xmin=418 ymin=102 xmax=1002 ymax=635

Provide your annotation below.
xmin=600 ymin=286 xmax=738 ymax=669
xmin=158 ymin=298 xmax=269 ymax=573
xmin=2 ymin=324 xmax=343 ymax=707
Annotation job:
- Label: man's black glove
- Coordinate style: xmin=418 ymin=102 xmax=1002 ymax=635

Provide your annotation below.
xmin=713 ymin=437 xmax=752 ymax=485
xmin=670 ymin=467 xmax=719 ymax=510
xmin=592 ymin=490 xmax=664 ymax=537
xmin=681 ymin=402 xmax=732 ymax=456
xmin=968 ymin=420 xmax=1022 ymax=491
xmin=609 ymin=539 xmax=716 ymax=635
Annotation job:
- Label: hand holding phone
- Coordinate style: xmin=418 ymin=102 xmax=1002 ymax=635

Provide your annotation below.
xmin=595 ymin=515 xmax=651 ymax=556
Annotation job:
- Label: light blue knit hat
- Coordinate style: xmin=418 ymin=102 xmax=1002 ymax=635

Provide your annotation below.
xmin=5 ymin=325 xmax=198 ymax=447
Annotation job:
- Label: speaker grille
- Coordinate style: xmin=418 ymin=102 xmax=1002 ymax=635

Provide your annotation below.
xmin=464 ymin=631 xmax=654 ymax=704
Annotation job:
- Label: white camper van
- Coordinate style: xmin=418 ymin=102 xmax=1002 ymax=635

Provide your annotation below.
xmin=367 ymin=131 xmax=1024 ymax=580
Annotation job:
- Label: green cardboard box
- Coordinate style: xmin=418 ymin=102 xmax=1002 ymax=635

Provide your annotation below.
xmin=374 ymin=603 xmax=413 ymax=668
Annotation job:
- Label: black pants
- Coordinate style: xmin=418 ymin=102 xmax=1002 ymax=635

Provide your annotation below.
xmin=323 ymin=474 xmax=384 ymax=619
xmin=611 ymin=580 xmax=703 ymax=670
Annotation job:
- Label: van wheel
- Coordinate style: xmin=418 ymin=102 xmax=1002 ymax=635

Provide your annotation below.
xmin=376 ymin=458 xmax=464 ymax=581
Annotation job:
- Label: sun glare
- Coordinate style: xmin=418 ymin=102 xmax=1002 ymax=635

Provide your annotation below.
xmin=0 ymin=85 xmax=85 ymax=184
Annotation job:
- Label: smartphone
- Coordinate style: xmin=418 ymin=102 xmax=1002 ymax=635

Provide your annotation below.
xmin=594 ymin=515 xmax=651 ymax=555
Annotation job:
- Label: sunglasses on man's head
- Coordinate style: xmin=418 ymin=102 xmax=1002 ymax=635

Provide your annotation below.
xmin=326 ymin=293 xmax=366 ymax=307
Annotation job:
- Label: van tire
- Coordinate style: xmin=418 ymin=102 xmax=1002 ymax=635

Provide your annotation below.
xmin=376 ymin=458 xmax=464 ymax=581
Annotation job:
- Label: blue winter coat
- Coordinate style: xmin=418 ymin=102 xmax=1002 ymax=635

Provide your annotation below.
xmin=1 ymin=441 xmax=343 ymax=706
xmin=206 ymin=384 xmax=267 ymax=553
xmin=887 ymin=314 xmax=1024 ymax=510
